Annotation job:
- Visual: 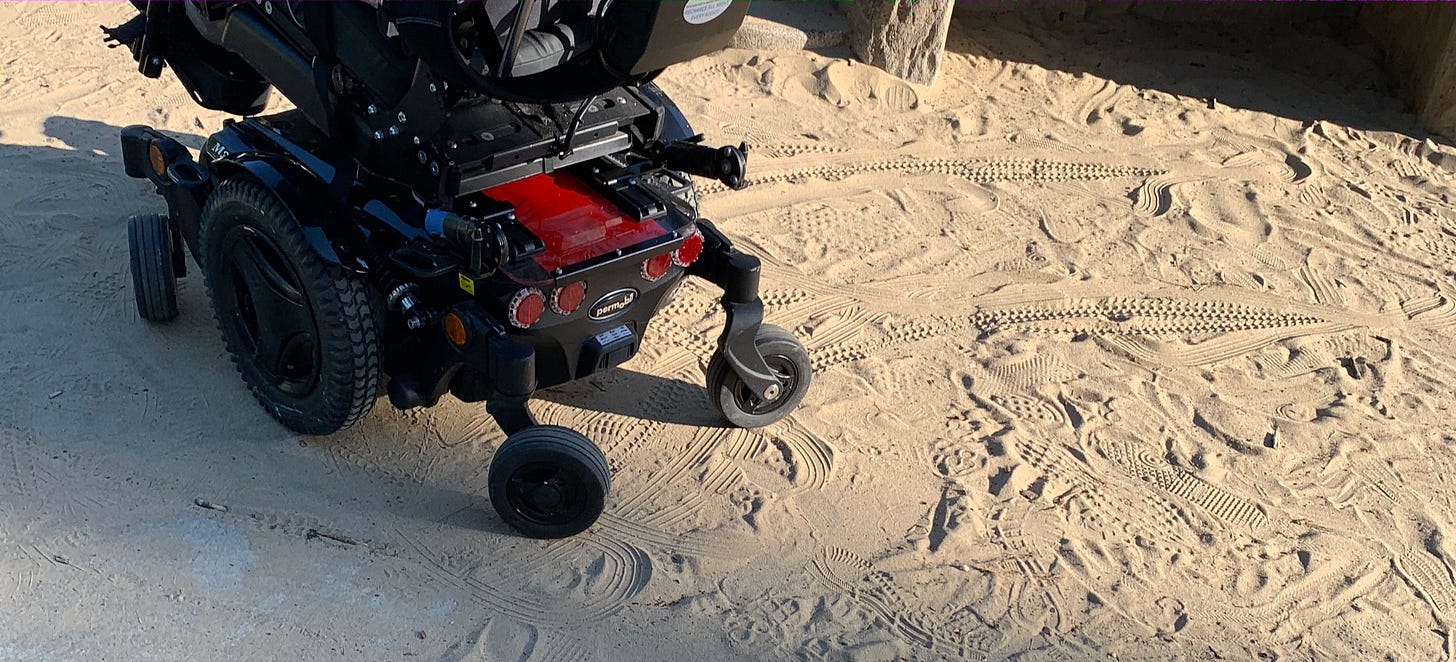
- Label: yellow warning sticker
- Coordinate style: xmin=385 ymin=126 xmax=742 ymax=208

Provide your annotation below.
xmin=458 ymin=273 xmax=476 ymax=295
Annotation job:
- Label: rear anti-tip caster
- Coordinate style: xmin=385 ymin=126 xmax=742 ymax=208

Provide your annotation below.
xmin=489 ymin=425 xmax=610 ymax=539
xmin=128 ymin=213 xmax=179 ymax=322
xmin=706 ymin=324 xmax=812 ymax=428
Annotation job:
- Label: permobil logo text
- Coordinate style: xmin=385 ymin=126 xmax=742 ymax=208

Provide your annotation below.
xmin=588 ymin=288 xmax=638 ymax=321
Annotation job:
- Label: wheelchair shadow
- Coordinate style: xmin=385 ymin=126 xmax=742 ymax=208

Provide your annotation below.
xmin=0 ymin=116 xmax=530 ymax=538
xmin=535 ymin=366 xmax=730 ymax=429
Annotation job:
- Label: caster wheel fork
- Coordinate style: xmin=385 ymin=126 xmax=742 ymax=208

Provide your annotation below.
xmin=706 ymin=323 xmax=812 ymax=428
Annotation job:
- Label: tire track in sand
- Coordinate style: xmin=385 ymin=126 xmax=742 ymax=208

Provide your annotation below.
xmin=401 ymin=534 xmax=652 ymax=625
xmin=809 ymin=546 xmax=968 ymax=658
xmin=699 ymin=156 xmax=1163 ymax=196
xmin=973 ymin=296 xmax=1329 ymax=336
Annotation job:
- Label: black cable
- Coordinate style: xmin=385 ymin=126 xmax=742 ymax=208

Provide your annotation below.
xmin=558 ymin=94 xmax=596 ymax=158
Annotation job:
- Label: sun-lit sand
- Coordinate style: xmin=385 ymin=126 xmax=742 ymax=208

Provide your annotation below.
xmin=2 ymin=3 xmax=1456 ymax=659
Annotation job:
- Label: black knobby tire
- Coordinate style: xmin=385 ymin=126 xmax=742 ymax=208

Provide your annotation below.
xmin=706 ymin=324 xmax=812 ymax=428
xmin=128 ymin=213 xmax=179 ymax=322
xmin=199 ymin=178 xmax=381 ymax=435
xmin=488 ymin=425 xmax=610 ymax=539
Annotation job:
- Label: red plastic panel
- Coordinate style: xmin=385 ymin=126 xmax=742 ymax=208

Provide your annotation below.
xmin=483 ymin=172 xmax=668 ymax=273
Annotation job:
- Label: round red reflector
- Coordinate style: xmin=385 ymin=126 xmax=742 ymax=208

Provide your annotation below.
xmin=508 ymin=288 xmax=545 ymax=328
xmin=673 ymin=229 xmax=704 ymax=267
xmin=551 ymin=281 xmax=587 ymax=315
xmin=642 ymin=253 xmax=673 ymax=282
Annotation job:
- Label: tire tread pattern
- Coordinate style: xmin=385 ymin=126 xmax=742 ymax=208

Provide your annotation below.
xmin=490 ymin=425 xmax=611 ymax=538
xmin=128 ymin=213 xmax=179 ymax=322
xmin=199 ymin=179 xmax=381 ymax=435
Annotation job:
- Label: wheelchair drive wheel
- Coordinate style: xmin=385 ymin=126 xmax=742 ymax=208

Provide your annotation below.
xmin=706 ymin=324 xmax=812 ymax=428
xmin=128 ymin=213 xmax=179 ymax=322
xmin=199 ymin=179 xmax=382 ymax=436
xmin=489 ymin=426 xmax=610 ymax=539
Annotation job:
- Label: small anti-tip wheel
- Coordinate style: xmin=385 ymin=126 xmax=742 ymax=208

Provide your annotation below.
xmin=706 ymin=324 xmax=812 ymax=428
xmin=128 ymin=213 xmax=179 ymax=322
xmin=489 ymin=425 xmax=610 ymax=539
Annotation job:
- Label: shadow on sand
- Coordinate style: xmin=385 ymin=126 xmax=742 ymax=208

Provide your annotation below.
xmin=944 ymin=4 xmax=1446 ymax=141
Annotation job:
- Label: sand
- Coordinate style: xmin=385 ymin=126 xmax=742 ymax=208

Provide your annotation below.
xmin=2 ymin=3 xmax=1456 ymax=660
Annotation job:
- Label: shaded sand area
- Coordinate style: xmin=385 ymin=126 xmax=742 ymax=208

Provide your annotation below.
xmin=3 ymin=4 xmax=1456 ymax=659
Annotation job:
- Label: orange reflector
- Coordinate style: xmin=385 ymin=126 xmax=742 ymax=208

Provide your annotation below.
xmin=443 ymin=312 xmax=468 ymax=346
xmin=148 ymin=142 xmax=167 ymax=176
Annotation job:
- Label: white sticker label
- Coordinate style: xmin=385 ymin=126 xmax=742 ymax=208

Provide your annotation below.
xmin=593 ymin=325 xmax=633 ymax=346
xmin=683 ymin=0 xmax=732 ymax=25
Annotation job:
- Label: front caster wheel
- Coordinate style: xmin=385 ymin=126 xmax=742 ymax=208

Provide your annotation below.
xmin=128 ymin=213 xmax=179 ymax=322
xmin=706 ymin=324 xmax=812 ymax=428
xmin=489 ymin=425 xmax=609 ymax=539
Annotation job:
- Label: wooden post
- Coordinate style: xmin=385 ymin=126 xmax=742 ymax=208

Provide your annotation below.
xmin=1362 ymin=4 xmax=1456 ymax=138
xmin=846 ymin=0 xmax=956 ymax=85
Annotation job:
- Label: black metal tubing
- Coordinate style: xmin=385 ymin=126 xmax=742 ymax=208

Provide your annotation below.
xmin=120 ymin=125 xmax=212 ymax=272
xmin=635 ymin=82 xmax=691 ymax=143
xmin=394 ymin=303 xmax=540 ymax=435
xmin=484 ymin=334 xmax=540 ymax=435
xmin=687 ymin=220 xmax=779 ymax=398
xmin=203 ymin=120 xmax=377 ymax=274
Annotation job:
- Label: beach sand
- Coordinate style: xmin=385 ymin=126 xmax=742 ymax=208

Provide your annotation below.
xmin=2 ymin=3 xmax=1455 ymax=659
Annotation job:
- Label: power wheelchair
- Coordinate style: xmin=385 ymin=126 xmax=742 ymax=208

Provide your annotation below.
xmin=105 ymin=0 xmax=811 ymax=538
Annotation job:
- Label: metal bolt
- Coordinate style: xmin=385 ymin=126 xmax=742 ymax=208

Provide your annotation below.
xmin=429 ymin=162 xmax=440 ymax=176
xmin=428 ymin=83 xmax=438 ymax=93
xmin=416 ymin=150 xmax=427 ymax=164
xmin=406 ymin=317 xmax=423 ymax=330
xmin=447 ymin=141 xmax=458 ymax=150
xmin=372 ymin=130 xmax=385 ymax=140
xmin=149 ymin=56 xmax=161 ymax=66
xmin=366 ymin=104 xmax=378 ymax=115
xmin=412 ymin=136 xmax=421 ymax=145
xmin=263 ymin=1 xmax=272 ymax=13
xmin=467 ymin=200 xmax=478 ymax=209
xmin=397 ymin=111 xmax=407 ymax=123
xmin=764 ymin=384 xmax=782 ymax=400
xmin=387 ymin=125 xmax=400 ymax=136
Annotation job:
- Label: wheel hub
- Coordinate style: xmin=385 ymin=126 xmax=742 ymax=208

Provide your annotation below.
xmin=733 ymin=355 xmax=798 ymax=416
xmin=507 ymin=464 xmax=582 ymax=524
xmin=526 ymin=481 xmax=564 ymax=510
xmin=217 ymin=226 xmax=321 ymax=398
